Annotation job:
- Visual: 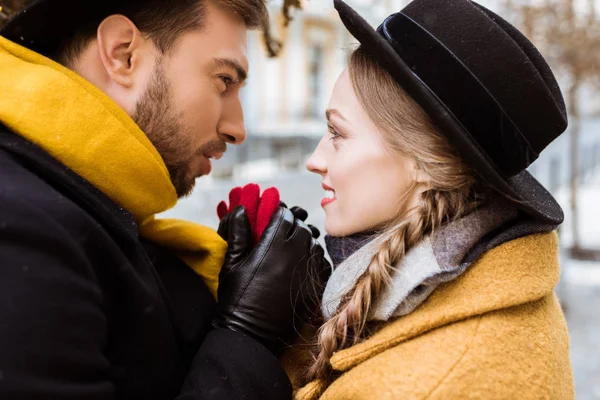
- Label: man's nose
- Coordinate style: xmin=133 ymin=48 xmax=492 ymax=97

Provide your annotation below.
xmin=218 ymin=95 xmax=247 ymax=145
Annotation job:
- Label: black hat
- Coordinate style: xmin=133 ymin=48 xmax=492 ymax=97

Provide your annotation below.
xmin=1 ymin=0 xmax=136 ymax=56
xmin=335 ymin=0 xmax=568 ymax=224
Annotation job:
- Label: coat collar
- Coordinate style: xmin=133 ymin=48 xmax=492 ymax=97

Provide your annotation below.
xmin=0 ymin=125 xmax=140 ymax=242
xmin=328 ymin=231 xmax=560 ymax=372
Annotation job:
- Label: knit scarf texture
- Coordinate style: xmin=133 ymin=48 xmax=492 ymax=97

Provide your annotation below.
xmin=322 ymin=198 xmax=558 ymax=321
xmin=0 ymin=36 xmax=226 ymax=298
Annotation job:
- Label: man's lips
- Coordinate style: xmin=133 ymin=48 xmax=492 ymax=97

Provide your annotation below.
xmin=322 ymin=182 xmax=336 ymax=207
xmin=198 ymin=147 xmax=226 ymax=176
xmin=200 ymin=139 xmax=227 ymax=164
xmin=200 ymin=156 xmax=212 ymax=175
xmin=205 ymin=152 xmax=224 ymax=160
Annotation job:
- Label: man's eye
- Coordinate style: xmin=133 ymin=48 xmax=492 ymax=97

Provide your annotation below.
xmin=221 ymin=76 xmax=234 ymax=86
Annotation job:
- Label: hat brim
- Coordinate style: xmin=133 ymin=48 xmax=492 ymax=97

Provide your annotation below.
xmin=334 ymin=0 xmax=563 ymax=225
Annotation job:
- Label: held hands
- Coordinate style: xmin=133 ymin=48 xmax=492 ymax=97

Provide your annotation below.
xmin=217 ymin=183 xmax=281 ymax=244
xmin=217 ymin=183 xmax=321 ymax=240
xmin=213 ymin=185 xmax=331 ymax=355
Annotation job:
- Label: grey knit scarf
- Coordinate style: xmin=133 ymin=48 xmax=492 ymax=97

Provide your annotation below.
xmin=321 ymin=198 xmax=558 ymax=321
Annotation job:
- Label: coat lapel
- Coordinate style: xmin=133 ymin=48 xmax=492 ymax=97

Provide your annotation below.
xmin=327 ymin=232 xmax=560 ymax=373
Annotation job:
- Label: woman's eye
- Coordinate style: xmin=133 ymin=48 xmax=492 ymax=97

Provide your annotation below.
xmin=328 ymin=125 xmax=341 ymax=140
xmin=327 ymin=125 xmax=345 ymax=150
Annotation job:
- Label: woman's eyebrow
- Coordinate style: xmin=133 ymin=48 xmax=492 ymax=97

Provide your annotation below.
xmin=325 ymin=109 xmax=346 ymax=122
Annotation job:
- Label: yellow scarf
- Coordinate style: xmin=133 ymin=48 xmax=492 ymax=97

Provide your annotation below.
xmin=0 ymin=36 xmax=226 ymax=298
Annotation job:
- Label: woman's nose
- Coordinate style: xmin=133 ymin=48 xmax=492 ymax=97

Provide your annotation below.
xmin=306 ymin=139 xmax=327 ymax=175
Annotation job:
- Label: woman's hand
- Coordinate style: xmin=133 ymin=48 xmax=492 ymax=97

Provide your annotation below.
xmin=217 ymin=183 xmax=281 ymax=244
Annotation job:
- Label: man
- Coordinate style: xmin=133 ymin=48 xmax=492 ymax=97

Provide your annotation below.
xmin=0 ymin=0 xmax=329 ymax=398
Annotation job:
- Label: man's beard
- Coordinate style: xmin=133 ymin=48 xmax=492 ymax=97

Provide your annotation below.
xmin=132 ymin=60 xmax=226 ymax=198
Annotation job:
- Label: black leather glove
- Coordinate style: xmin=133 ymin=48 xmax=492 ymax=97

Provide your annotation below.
xmin=288 ymin=205 xmax=321 ymax=239
xmin=218 ymin=204 xmax=321 ymax=240
xmin=214 ymin=206 xmax=331 ymax=355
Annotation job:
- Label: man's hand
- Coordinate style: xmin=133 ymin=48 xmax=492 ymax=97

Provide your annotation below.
xmin=214 ymin=206 xmax=331 ymax=355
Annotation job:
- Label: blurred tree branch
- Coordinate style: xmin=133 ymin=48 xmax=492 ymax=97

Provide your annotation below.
xmin=503 ymin=0 xmax=600 ymax=252
xmin=262 ymin=0 xmax=303 ymax=57
xmin=503 ymin=0 xmax=600 ymax=110
xmin=1 ymin=0 xmax=304 ymax=58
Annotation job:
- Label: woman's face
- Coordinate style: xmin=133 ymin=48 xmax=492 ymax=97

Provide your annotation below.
xmin=306 ymin=69 xmax=421 ymax=237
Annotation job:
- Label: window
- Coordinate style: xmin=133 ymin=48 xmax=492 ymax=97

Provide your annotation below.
xmin=308 ymin=45 xmax=324 ymax=119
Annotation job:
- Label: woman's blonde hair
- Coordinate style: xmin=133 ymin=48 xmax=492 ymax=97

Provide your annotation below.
xmin=307 ymin=47 xmax=489 ymax=382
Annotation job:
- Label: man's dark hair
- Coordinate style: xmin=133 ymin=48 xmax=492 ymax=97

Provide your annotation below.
xmin=54 ymin=0 xmax=268 ymax=67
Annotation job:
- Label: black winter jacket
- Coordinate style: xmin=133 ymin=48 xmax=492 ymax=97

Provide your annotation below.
xmin=0 ymin=126 xmax=292 ymax=399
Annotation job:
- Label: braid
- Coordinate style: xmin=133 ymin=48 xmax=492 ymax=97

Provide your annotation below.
xmin=307 ymin=189 xmax=461 ymax=382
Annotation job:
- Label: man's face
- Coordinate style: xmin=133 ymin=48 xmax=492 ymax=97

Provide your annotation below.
xmin=133 ymin=2 xmax=248 ymax=197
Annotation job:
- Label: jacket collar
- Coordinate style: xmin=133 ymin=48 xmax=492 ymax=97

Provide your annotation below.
xmin=0 ymin=125 xmax=140 ymax=242
xmin=328 ymin=232 xmax=560 ymax=372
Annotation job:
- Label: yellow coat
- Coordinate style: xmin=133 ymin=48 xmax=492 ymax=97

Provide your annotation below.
xmin=282 ymin=232 xmax=574 ymax=399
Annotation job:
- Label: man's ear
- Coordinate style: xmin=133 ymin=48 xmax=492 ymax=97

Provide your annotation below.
xmin=96 ymin=15 xmax=143 ymax=87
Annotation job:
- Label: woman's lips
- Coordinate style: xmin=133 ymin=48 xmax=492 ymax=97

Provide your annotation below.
xmin=321 ymin=197 xmax=336 ymax=207
xmin=322 ymin=183 xmax=336 ymax=207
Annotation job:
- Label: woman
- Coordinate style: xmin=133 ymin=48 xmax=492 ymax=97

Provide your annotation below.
xmin=281 ymin=0 xmax=574 ymax=398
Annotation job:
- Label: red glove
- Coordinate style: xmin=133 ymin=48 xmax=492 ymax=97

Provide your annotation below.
xmin=217 ymin=183 xmax=281 ymax=244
